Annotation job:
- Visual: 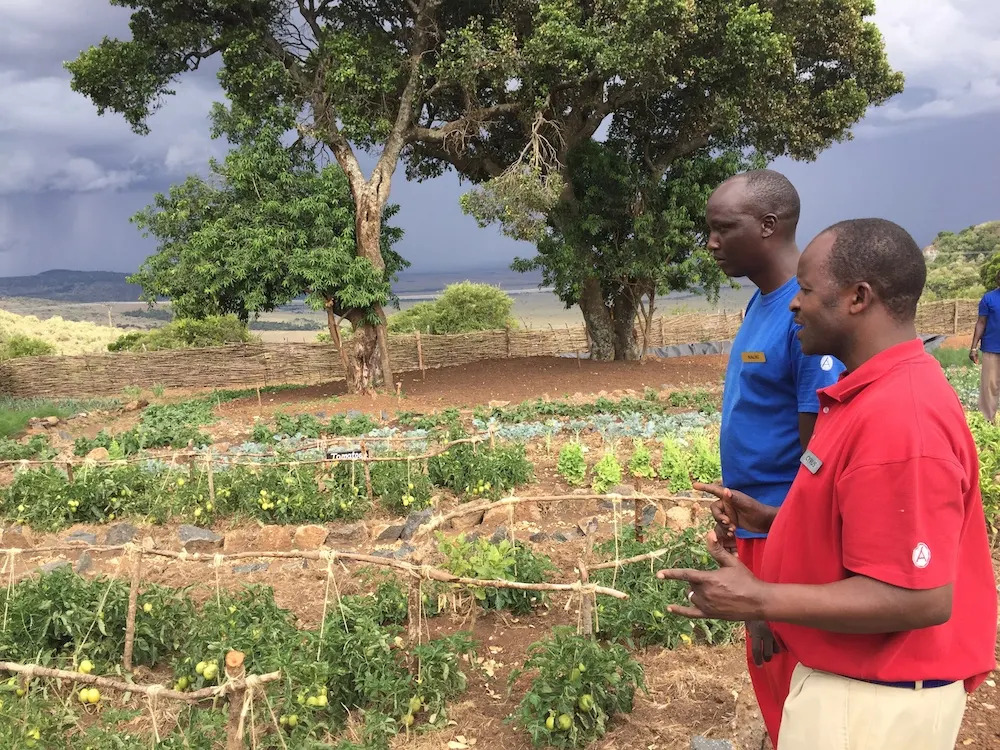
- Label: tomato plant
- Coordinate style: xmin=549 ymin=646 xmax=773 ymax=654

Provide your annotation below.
xmin=439 ymin=535 xmax=554 ymax=614
xmin=509 ymin=626 xmax=645 ymax=748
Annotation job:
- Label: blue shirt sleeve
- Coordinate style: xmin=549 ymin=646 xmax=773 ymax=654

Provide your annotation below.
xmin=788 ymin=328 xmax=845 ymax=413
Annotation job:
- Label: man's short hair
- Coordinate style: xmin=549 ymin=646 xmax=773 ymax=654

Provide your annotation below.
xmin=735 ymin=169 xmax=801 ymax=226
xmin=823 ymin=218 xmax=927 ymax=321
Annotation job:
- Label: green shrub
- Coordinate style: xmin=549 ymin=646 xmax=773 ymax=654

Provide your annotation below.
xmin=108 ymin=315 xmax=254 ymax=351
xmin=0 ymin=334 xmax=55 ymax=360
xmin=386 ymin=283 xmax=516 ymax=334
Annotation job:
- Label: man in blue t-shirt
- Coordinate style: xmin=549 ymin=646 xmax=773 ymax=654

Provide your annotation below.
xmin=971 ymin=270 xmax=1000 ymax=422
xmin=702 ymin=170 xmax=844 ymax=748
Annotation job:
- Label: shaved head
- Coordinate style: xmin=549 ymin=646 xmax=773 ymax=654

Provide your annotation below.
xmin=731 ymin=169 xmax=801 ymax=226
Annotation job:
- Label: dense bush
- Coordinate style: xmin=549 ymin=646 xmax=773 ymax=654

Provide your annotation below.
xmin=0 ymin=334 xmax=55 ymax=360
xmin=387 ymin=282 xmax=516 ymax=334
xmin=107 ymin=315 xmax=255 ymax=351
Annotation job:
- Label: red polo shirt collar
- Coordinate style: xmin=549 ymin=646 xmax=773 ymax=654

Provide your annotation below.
xmin=820 ymin=338 xmax=926 ymax=404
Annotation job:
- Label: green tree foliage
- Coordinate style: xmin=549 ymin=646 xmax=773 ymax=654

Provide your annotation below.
xmin=922 ymin=222 xmax=1000 ymax=300
xmin=67 ymin=0 xmax=903 ymax=375
xmin=510 ymin=143 xmax=758 ymax=358
xmin=0 ymin=335 xmax=55 ymax=361
xmin=388 ymin=283 xmax=516 ymax=334
xmin=127 ymin=106 xmax=405 ymax=385
xmin=451 ymin=2 xmax=903 ymax=359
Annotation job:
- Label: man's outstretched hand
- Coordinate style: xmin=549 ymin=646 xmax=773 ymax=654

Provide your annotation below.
xmin=656 ymin=530 xmax=769 ymax=621
xmin=695 ymin=482 xmax=777 ymax=552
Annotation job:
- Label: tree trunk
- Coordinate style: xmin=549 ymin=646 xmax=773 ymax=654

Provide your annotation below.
xmin=351 ymin=191 xmax=395 ymax=393
xmin=612 ymin=289 xmax=643 ymax=361
xmin=346 ymin=320 xmax=383 ymax=395
xmin=578 ymin=277 xmax=615 ymax=361
xmin=325 ymin=303 xmax=355 ymax=387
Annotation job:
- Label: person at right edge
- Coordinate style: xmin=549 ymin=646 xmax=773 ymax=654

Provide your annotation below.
xmin=970 ymin=268 xmax=1000 ymax=422
xmin=706 ymin=170 xmax=845 ymax=748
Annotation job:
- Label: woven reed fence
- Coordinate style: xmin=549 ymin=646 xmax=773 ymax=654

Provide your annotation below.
xmin=0 ymin=300 xmax=977 ymax=399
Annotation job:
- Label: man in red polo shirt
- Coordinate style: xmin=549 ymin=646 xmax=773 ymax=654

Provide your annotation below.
xmin=658 ymin=218 xmax=997 ymax=749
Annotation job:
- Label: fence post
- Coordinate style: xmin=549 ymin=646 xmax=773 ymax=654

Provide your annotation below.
xmin=505 ymin=325 xmax=512 ymax=359
xmin=122 ymin=548 xmax=143 ymax=672
xmin=954 ymin=299 xmax=960 ymax=334
xmin=225 ymin=650 xmax=247 ymax=750
xmin=415 ymin=331 xmax=425 ymax=380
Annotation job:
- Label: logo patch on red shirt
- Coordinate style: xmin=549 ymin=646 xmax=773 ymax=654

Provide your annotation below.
xmin=912 ymin=542 xmax=931 ymax=569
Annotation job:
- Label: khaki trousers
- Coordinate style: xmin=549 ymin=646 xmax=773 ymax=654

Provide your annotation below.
xmin=979 ymin=351 xmax=1000 ymax=422
xmin=777 ymin=664 xmax=967 ymax=750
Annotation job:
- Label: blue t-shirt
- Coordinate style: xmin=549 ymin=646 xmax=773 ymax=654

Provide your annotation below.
xmin=720 ymin=277 xmax=845 ymax=539
xmin=979 ymin=289 xmax=1000 ymax=354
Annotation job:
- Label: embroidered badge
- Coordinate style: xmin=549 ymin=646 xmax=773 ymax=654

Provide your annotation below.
xmin=820 ymin=355 xmax=834 ymax=371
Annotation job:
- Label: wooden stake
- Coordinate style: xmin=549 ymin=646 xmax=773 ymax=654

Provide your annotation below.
xmin=225 ymin=650 xmax=247 ymax=750
xmin=505 ymin=325 xmax=512 ymax=358
xmin=206 ymin=457 xmax=216 ymax=505
xmin=65 ymin=462 xmax=74 ymax=483
xmin=360 ymin=442 xmax=374 ymax=503
xmin=579 ymin=560 xmax=593 ymax=637
xmin=122 ymin=549 xmax=143 ymax=672
xmin=633 ymin=496 xmax=643 ymax=543
xmin=415 ymin=331 xmax=425 ymax=380
xmin=256 ymin=387 xmax=262 ymax=409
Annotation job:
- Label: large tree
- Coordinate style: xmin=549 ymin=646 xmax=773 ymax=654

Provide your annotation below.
xmin=508 ymin=141 xmax=758 ymax=359
xmin=130 ymin=105 xmax=406 ymax=391
xmin=68 ymin=0 xmax=902 ymax=376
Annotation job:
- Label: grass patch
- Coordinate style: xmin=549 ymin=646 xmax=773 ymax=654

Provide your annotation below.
xmin=932 ymin=347 xmax=973 ymax=369
xmin=0 ymin=396 xmax=122 ymax=439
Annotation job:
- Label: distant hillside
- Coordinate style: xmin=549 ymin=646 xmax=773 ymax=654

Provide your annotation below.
xmin=0 ymin=270 xmax=144 ymax=303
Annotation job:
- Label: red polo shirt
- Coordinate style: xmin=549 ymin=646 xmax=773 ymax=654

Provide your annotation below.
xmin=760 ymin=339 xmax=997 ymax=692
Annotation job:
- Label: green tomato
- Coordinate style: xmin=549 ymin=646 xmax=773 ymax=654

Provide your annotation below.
xmin=557 ymin=714 xmax=572 ymax=731
xmin=545 ymin=715 xmax=555 ymax=731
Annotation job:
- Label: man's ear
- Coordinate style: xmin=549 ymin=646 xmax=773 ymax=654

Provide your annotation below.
xmin=848 ymin=282 xmax=875 ymax=315
xmin=761 ymin=213 xmax=777 ymax=238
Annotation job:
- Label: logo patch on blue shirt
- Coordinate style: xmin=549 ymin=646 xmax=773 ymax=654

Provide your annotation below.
xmin=741 ymin=351 xmax=766 ymax=363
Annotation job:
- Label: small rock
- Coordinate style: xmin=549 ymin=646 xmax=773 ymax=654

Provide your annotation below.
xmin=223 ymin=529 xmax=257 ymax=553
xmin=641 ymin=503 xmax=666 ymax=528
xmin=380 ymin=410 xmax=389 ymax=421
xmin=44 ymin=416 xmax=61 ymax=426
xmin=66 ymin=531 xmax=97 ymax=546
xmin=293 ymin=524 xmax=329 ymax=550
xmin=448 ymin=510 xmax=484 ymax=532
xmin=1 ymin=525 xmax=32 ymax=548
xmin=490 ymin=526 xmax=509 ymax=544
xmin=41 ymin=560 xmax=71 ymax=573
xmin=85 ymin=447 xmax=109 ymax=462
xmin=529 ymin=532 xmax=549 ymax=543
xmin=325 ymin=521 xmax=369 ymax=547
xmin=314 ymin=412 xmax=327 ymax=419
xmin=691 ymin=738 xmax=734 ymax=750
xmin=57 ymin=430 xmax=74 ymax=442
xmin=123 ymin=399 xmax=149 ymax=412
xmin=553 ymin=528 xmax=585 ymax=543
xmin=577 ymin=517 xmax=599 ymax=536
xmin=373 ymin=543 xmax=415 ymax=560
xmin=104 ymin=523 xmax=138 ymax=546
xmin=376 ymin=524 xmax=404 ymax=543
xmin=400 ymin=509 xmax=434 ymax=541
xmin=665 ymin=506 xmax=695 ymax=532
xmin=178 ymin=525 xmax=223 ymax=552
xmin=484 ymin=503 xmax=540 ymax=526
xmin=233 ymin=562 xmax=269 ymax=574
xmin=488 ymin=400 xmax=510 ymax=409
xmin=213 ymin=442 xmax=230 ymax=454
xmin=346 ymin=409 xmax=363 ymax=419
xmin=258 ymin=525 xmax=292 ymax=551
xmin=75 ymin=552 xmax=94 ymax=574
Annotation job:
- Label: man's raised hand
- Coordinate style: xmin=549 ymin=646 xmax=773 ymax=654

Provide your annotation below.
xmin=695 ymin=482 xmax=776 ymax=542
xmin=656 ymin=530 xmax=768 ymax=622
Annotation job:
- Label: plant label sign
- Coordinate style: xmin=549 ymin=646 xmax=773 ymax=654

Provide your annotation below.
xmin=327 ymin=445 xmax=367 ymax=461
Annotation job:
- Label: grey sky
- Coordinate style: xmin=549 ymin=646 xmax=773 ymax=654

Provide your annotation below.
xmin=0 ymin=0 xmax=998 ymax=279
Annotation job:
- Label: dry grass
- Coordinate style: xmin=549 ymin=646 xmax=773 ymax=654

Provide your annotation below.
xmin=0 ymin=309 xmax=120 ymax=355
